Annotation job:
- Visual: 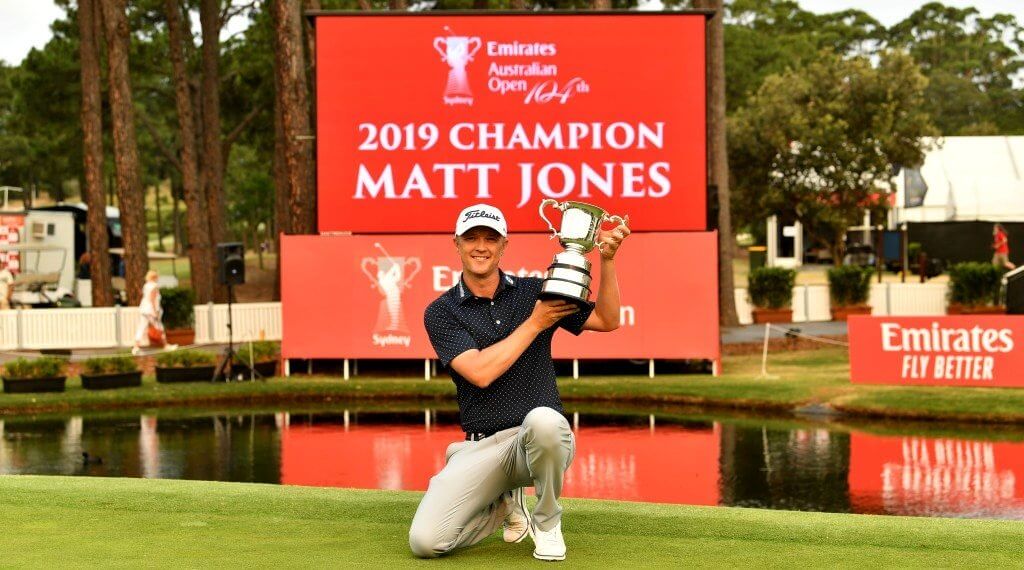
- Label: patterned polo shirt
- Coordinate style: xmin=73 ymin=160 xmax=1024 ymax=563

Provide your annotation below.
xmin=424 ymin=270 xmax=594 ymax=436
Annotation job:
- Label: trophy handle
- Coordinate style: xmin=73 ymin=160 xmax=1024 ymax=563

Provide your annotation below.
xmin=597 ymin=214 xmax=628 ymax=251
xmin=433 ymin=37 xmax=448 ymax=61
xmin=466 ymin=37 xmax=482 ymax=60
xmin=401 ymin=258 xmax=422 ymax=289
xmin=360 ymin=258 xmax=379 ymax=289
xmin=538 ymin=199 xmax=561 ymax=239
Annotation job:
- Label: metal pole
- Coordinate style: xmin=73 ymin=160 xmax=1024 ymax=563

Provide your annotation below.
xmin=572 ymin=358 xmax=579 ymax=380
xmin=760 ymin=322 xmax=771 ymax=378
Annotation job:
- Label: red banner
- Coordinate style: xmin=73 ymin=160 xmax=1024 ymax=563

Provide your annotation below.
xmin=281 ymin=232 xmax=719 ymax=360
xmin=849 ymin=316 xmax=1024 ymax=387
xmin=0 ymin=214 xmax=25 ymax=273
xmin=315 ymin=14 xmax=706 ymax=233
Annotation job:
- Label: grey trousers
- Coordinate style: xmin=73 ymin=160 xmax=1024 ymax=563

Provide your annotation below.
xmin=408 ymin=406 xmax=576 ymax=558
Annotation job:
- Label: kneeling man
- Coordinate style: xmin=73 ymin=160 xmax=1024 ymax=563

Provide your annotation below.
xmin=410 ymin=204 xmax=629 ymax=561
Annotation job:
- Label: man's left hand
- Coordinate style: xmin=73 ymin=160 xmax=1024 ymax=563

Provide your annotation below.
xmin=597 ymin=221 xmax=631 ymax=260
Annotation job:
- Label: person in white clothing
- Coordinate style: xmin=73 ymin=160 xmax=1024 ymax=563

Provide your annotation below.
xmin=132 ymin=270 xmax=177 ymax=355
xmin=0 ymin=261 xmax=14 ymax=310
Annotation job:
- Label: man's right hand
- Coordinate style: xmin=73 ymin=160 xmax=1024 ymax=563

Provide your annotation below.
xmin=527 ymin=299 xmax=579 ymax=332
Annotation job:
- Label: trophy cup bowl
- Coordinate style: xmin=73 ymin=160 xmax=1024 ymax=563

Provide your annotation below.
xmin=538 ymin=200 xmax=627 ymax=306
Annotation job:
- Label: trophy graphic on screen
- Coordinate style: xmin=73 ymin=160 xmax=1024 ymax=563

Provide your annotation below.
xmin=361 ymin=243 xmax=422 ymax=333
xmin=434 ymin=30 xmax=481 ymax=105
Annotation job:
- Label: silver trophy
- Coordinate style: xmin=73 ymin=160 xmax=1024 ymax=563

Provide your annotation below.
xmin=538 ymin=200 xmax=627 ymax=305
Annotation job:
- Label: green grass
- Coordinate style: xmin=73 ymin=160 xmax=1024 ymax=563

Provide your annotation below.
xmin=1 ymin=476 xmax=1022 ymax=567
xmin=3 ymin=348 xmax=1024 ymax=423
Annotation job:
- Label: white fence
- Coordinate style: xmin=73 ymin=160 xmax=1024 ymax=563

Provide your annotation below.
xmin=0 ymin=287 xmax=954 ymax=350
xmin=194 ymin=302 xmax=282 ymax=344
xmin=0 ymin=303 xmax=282 ymax=352
xmin=735 ymin=283 xmax=949 ymax=325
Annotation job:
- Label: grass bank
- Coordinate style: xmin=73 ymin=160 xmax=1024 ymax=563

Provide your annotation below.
xmin=3 ymin=348 xmax=1024 ymax=424
xmin=1 ymin=476 xmax=1021 ymax=567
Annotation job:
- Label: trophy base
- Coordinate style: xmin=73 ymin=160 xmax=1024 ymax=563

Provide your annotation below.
xmin=539 ymin=278 xmax=591 ymax=306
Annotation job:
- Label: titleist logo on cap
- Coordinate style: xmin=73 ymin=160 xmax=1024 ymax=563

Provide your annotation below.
xmin=462 ymin=210 xmax=502 ymax=223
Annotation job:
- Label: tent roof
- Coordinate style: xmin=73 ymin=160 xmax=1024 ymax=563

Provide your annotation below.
xmin=897 ymin=136 xmax=1024 ymax=222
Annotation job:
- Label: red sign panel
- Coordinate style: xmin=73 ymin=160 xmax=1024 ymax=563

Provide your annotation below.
xmin=0 ymin=214 xmax=25 ymax=273
xmin=315 ymin=14 xmax=706 ymax=233
xmin=849 ymin=316 xmax=1024 ymax=387
xmin=281 ymin=232 xmax=719 ymax=360
xmin=850 ymin=432 xmax=1024 ymax=517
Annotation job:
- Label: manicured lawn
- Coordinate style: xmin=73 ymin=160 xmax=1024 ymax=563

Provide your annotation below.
xmin=2 ymin=348 xmax=1024 ymax=423
xmin=1 ymin=476 xmax=1022 ymax=568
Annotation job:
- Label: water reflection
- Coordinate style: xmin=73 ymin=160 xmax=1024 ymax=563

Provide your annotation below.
xmin=2 ymin=410 xmax=1024 ymax=520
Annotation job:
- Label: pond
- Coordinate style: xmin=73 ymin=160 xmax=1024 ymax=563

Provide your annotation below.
xmin=2 ymin=406 xmax=1023 ymax=521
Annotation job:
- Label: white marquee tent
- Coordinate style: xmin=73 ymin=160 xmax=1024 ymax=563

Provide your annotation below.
xmin=894 ymin=136 xmax=1024 ymax=223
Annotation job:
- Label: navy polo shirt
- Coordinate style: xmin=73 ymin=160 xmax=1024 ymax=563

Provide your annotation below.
xmin=424 ymin=270 xmax=594 ymax=436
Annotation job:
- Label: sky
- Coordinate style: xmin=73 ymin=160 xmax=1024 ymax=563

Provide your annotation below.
xmin=3 ymin=0 xmax=1024 ymax=65
xmin=0 ymin=0 xmax=251 ymax=66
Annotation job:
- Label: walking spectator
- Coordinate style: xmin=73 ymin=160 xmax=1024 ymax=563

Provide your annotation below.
xmin=131 ymin=270 xmax=177 ymax=355
xmin=0 ymin=262 xmax=13 ymax=310
xmin=993 ymin=223 xmax=1016 ymax=270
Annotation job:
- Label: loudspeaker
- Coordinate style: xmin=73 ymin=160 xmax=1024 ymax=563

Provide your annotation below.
xmin=217 ymin=242 xmax=245 ymax=286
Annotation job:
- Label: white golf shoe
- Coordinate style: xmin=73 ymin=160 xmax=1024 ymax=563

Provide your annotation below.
xmin=503 ymin=487 xmax=531 ymax=543
xmin=532 ymin=521 xmax=566 ymax=561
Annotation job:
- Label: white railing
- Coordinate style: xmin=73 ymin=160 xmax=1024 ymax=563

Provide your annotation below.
xmin=735 ymin=283 xmax=949 ymax=325
xmin=0 ymin=287 xmax=954 ymax=349
xmin=0 ymin=302 xmax=282 ymax=351
xmin=194 ymin=302 xmax=282 ymax=344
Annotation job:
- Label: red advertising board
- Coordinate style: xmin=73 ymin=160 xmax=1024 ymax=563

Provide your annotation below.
xmin=281 ymin=232 xmax=719 ymax=361
xmin=849 ymin=315 xmax=1024 ymax=388
xmin=315 ymin=14 xmax=706 ymax=233
xmin=0 ymin=214 xmax=25 ymax=273
xmin=850 ymin=432 xmax=1024 ymax=517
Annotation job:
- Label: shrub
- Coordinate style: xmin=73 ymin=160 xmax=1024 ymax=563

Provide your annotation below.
xmin=948 ymin=262 xmax=1003 ymax=307
xmin=82 ymin=355 xmax=139 ymax=376
xmin=160 ymin=287 xmax=195 ymax=329
xmin=155 ymin=349 xmax=216 ymax=369
xmin=4 ymin=356 xmax=68 ymax=379
xmin=236 ymin=341 xmax=279 ymax=364
xmin=827 ymin=266 xmax=874 ymax=307
xmin=748 ymin=267 xmax=796 ymax=309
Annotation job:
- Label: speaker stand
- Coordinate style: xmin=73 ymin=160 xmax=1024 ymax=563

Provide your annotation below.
xmin=212 ymin=283 xmax=259 ymax=382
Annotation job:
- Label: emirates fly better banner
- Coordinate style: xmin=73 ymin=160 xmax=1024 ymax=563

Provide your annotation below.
xmin=316 ymin=14 xmax=707 ymax=233
xmin=849 ymin=316 xmax=1024 ymax=387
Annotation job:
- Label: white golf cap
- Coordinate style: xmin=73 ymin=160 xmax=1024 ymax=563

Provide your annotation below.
xmin=454 ymin=204 xmax=508 ymax=237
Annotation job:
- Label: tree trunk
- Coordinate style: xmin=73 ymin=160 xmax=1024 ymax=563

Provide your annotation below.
xmin=511 ymin=0 xmax=526 ymax=9
xmin=696 ymin=0 xmax=739 ymax=327
xmin=272 ymin=69 xmax=290 ymax=302
xmin=592 ymin=0 xmax=611 ymax=9
xmin=171 ymin=184 xmax=180 ymax=255
xmin=165 ymin=0 xmax=214 ymax=303
xmin=78 ymin=0 xmax=114 ymax=307
xmin=154 ymin=184 xmax=164 ymax=252
xmin=273 ymin=0 xmax=317 ymax=235
xmin=389 ymin=0 xmax=407 ymax=9
xmin=100 ymin=0 xmax=148 ymax=306
xmin=200 ymin=0 xmax=227 ymax=301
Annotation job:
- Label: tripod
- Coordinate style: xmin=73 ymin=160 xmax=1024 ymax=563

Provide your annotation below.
xmin=212 ymin=283 xmax=260 ymax=381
